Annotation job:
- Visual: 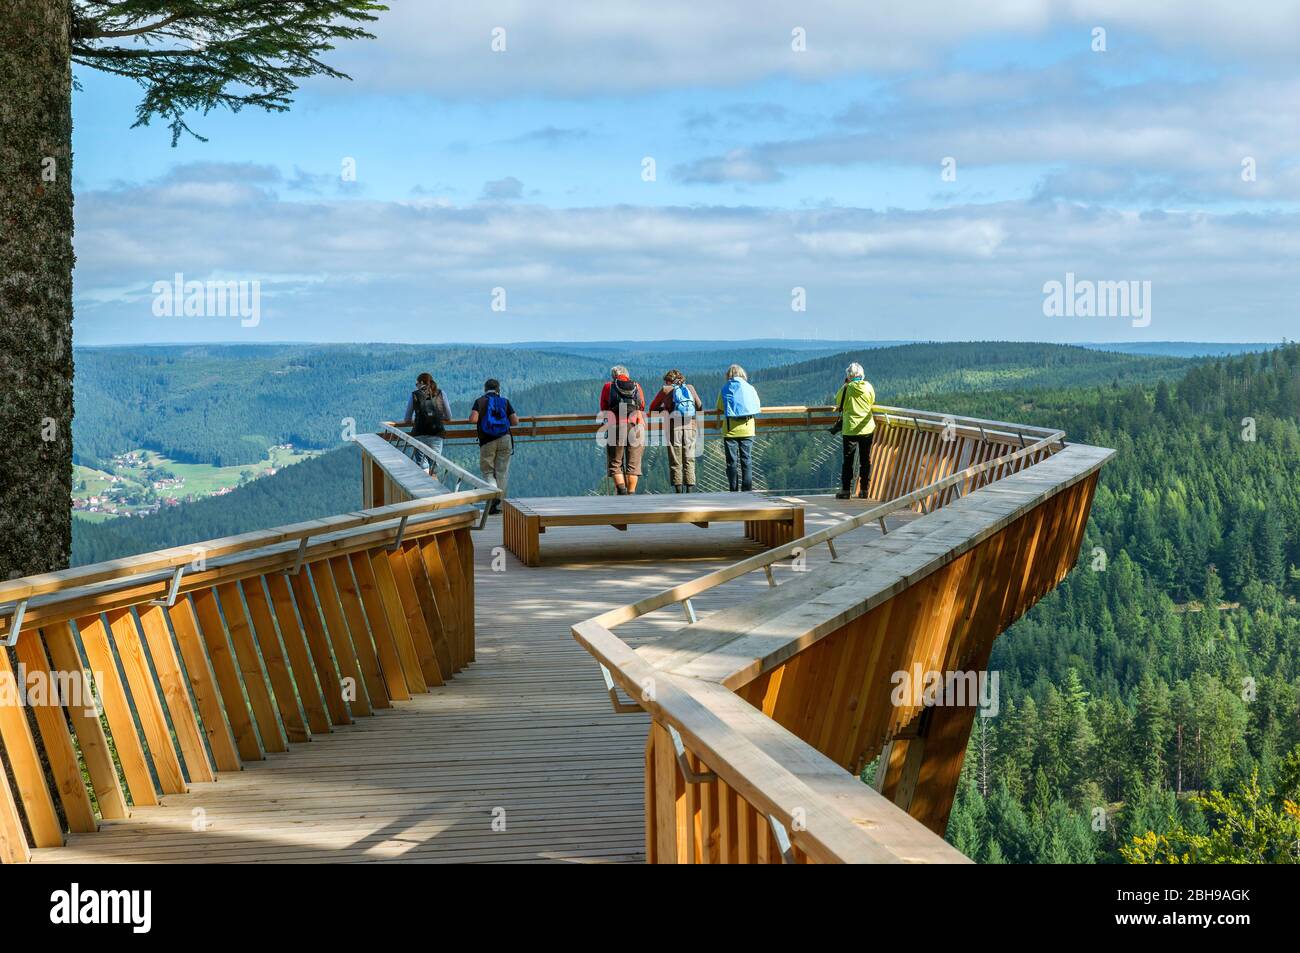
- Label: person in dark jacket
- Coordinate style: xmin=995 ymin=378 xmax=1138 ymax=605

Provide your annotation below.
xmin=467 ymin=378 xmax=519 ymax=515
xmin=401 ymin=373 xmax=452 ymax=468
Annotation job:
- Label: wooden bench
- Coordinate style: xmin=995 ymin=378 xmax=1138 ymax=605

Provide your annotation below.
xmin=501 ymin=493 xmax=805 ymax=567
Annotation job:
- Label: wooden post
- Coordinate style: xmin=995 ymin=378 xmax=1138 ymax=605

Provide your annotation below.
xmin=170 ymin=595 xmax=247 ymax=769
xmin=211 ymin=584 xmax=287 ymax=754
xmin=42 ymin=621 xmax=129 ymax=819
xmin=241 ymin=578 xmax=311 ymax=743
xmin=73 ymin=615 xmax=160 ymax=805
xmin=137 ymin=604 xmax=216 ymax=782
xmin=12 ymin=632 xmax=94 ymax=833
xmin=104 ymin=608 xmax=186 ymax=793
xmin=0 ymin=645 xmax=64 ymax=846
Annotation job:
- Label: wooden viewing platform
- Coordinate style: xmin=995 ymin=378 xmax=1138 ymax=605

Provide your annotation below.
xmin=0 ymin=405 xmax=1112 ymax=864
xmin=23 ymin=498 xmax=910 ymax=863
xmin=501 ymin=493 xmax=805 ymax=567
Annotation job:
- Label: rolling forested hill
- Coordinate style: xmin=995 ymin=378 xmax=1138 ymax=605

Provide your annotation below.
xmin=751 ymin=341 xmax=1196 ymax=405
xmin=71 ymin=342 xmax=854 ymax=468
xmin=71 ymin=340 xmax=1204 ymax=561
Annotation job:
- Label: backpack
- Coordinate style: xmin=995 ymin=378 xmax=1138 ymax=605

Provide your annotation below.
xmin=609 ymin=378 xmax=640 ymax=416
xmin=671 ymin=383 xmax=696 ymax=418
xmin=412 ymin=389 xmax=445 ymax=436
xmin=721 ymin=378 xmax=761 ymax=420
xmin=480 ymin=393 xmax=511 ymax=439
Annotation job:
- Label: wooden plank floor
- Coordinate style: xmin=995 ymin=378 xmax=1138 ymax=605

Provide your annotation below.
xmin=31 ymin=495 xmax=914 ymax=864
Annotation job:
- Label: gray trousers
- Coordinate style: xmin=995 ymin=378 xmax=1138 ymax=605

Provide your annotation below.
xmin=667 ymin=428 xmax=698 ymax=486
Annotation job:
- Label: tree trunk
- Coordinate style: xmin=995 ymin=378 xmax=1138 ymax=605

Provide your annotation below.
xmin=0 ymin=1 xmax=74 ymax=581
xmin=1175 ymin=722 xmax=1183 ymax=796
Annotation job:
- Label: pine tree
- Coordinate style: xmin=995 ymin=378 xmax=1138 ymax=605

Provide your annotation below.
xmin=0 ymin=1 xmax=385 ymax=579
xmin=1132 ymin=675 xmax=1171 ymax=787
xmin=1257 ymin=512 xmax=1287 ymax=589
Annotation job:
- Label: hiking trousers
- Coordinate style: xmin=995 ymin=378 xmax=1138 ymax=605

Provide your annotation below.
xmin=667 ymin=428 xmax=698 ymax=487
xmin=479 ymin=436 xmax=512 ymax=495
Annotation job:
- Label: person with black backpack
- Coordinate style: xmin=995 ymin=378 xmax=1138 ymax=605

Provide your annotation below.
xmin=468 ymin=378 xmax=519 ymax=515
xmin=598 ymin=364 xmax=646 ymax=495
xmin=648 ymin=369 xmax=702 ymax=492
xmin=401 ymin=373 xmax=451 ymax=469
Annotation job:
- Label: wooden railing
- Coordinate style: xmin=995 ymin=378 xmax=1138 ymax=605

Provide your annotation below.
xmin=365 ymin=427 xmax=503 ymax=524
xmin=572 ymin=415 xmax=1112 ymax=863
xmin=389 ymin=403 xmax=1059 ymax=500
xmin=391 ymin=403 xmax=1058 ymax=444
xmin=0 ymin=450 xmax=481 ymax=864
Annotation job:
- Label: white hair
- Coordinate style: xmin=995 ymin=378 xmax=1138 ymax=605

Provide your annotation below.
xmin=610 ymin=365 xmax=629 ymax=379
xmin=726 ymin=364 xmax=747 ymax=381
xmin=846 ymin=362 xmax=865 ymax=379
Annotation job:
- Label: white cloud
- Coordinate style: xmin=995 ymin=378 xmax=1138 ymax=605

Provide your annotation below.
xmin=323 ymin=1 xmax=1300 ymax=96
xmin=681 ymin=74 xmax=1300 ymax=201
xmin=72 ymin=164 xmax=1300 ymax=343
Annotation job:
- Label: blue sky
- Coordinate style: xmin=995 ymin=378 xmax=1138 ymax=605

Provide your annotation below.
xmin=71 ymin=2 xmax=1300 ymax=345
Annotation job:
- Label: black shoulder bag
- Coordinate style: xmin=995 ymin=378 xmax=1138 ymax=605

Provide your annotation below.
xmin=827 ymin=388 xmax=846 ymax=434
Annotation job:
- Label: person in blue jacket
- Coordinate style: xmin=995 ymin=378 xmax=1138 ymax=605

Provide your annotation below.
xmin=716 ymin=364 xmax=761 ymax=491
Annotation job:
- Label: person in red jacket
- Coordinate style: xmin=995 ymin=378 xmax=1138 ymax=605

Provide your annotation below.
xmin=599 ymin=364 xmax=646 ymax=494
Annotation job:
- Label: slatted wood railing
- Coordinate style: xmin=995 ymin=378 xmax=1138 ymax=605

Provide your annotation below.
xmin=573 ymin=422 xmax=1113 ymax=863
xmin=0 ymin=465 xmax=484 ymax=864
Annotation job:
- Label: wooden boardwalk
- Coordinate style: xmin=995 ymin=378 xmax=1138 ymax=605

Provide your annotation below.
xmin=32 ymin=496 xmax=910 ymax=864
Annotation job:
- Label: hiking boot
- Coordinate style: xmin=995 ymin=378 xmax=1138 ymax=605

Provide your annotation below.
xmin=673 ymin=484 xmax=684 ymax=493
xmin=835 ymin=490 xmax=851 ymax=500
xmin=488 ymin=500 xmax=502 ymax=515
xmin=616 ymin=485 xmax=628 ymax=495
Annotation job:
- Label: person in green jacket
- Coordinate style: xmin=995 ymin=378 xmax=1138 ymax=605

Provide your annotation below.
xmin=717 ymin=364 xmax=760 ymax=491
xmin=835 ymin=362 xmax=877 ymax=500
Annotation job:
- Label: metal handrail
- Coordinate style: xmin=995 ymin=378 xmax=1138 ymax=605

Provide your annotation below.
xmin=1 ymin=501 xmax=480 ymax=646
xmin=379 ymin=424 xmax=499 ymax=494
xmin=388 ymin=403 xmax=1059 ymax=445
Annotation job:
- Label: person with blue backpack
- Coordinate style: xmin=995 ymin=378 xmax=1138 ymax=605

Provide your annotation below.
xmin=467 ymin=378 xmax=520 ymax=515
xmin=648 ymin=369 xmax=703 ymax=492
xmin=716 ymin=364 xmax=761 ymax=492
